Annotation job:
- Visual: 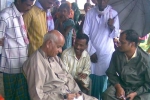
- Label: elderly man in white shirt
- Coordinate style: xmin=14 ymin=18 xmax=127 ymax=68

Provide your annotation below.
xmin=23 ymin=30 xmax=97 ymax=100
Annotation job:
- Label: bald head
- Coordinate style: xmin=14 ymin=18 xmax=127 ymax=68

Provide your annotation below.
xmin=43 ymin=30 xmax=65 ymax=43
xmin=42 ymin=30 xmax=65 ymax=57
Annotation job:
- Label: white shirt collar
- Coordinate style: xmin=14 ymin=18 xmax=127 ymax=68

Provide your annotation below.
xmin=125 ymin=49 xmax=137 ymax=62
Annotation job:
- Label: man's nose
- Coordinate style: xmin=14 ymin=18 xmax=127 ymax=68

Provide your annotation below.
xmin=29 ymin=0 xmax=35 ymax=6
xmin=100 ymin=0 xmax=105 ymax=5
xmin=76 ymin=45 xmax=80 ymax=49
xmin=117 ymin=42 xmax=121 ymax=46
xmin=58 ymin=48 xmax=62 ymax=53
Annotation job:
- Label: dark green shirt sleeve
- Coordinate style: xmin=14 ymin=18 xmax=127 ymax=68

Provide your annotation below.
xmin=106 ymin=52 xmax=120 ymax=86
xmin=135 ymin=56 xmax=150 ymax=95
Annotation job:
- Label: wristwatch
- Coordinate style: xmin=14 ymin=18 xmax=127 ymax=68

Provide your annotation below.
xmin=63 ymin=94 xmax=67 ymax=99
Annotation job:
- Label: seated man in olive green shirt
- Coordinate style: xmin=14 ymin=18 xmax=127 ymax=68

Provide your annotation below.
xmin=103 ymin=30 xmax=150 ymax=100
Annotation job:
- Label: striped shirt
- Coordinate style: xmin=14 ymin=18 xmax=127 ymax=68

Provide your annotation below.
xmin=0 ymin=3 xmax=28 ymax=74
xmin=61 ymin=47 xmax=91 ymax=87
xmin=35 ymin=1 xmax=54 ymax=31
xmin=23 ymin=5 xmax=52 ymax=56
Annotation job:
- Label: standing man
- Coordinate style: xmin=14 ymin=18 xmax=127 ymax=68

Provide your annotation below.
xmin=0 ymin=0 xmax=35 ymax=99
xmin=83 ymin=0 xmax=119 ymax=99
xmin=23 ymin=0 xmax=56 ymax=56
xmin=61 ymin=33 xmax=91 ymax=94
xmin=103 ymin=30 xmax=150 ymax=100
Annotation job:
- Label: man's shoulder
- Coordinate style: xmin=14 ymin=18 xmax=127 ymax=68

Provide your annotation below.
xmin=62 ymin=47 xmax=74 ymax=56
xmin=23 ymin=50 xmax=47 ymax=69
xmin=82 ymin=50 xmax=90 ymax=58
xmin=24 ymin=5 xmax=43 ymax=16
xmin=110 ymin=8 xmax=117 ymax=13
xmin=111 ymin=50 xmax=125 ymax=61
xmin=31 ymin=5 xmax=42 ymax=11
xmin=113 ymin=50 xmax=123 ymax=56
xmin=110 ymin=8 xmax=118 ymax=15
xmin=108 ymin=5 xmax=118 ymax=13
xmin=0 ymin=6 xmax=13 ymax=20
xmin=23 ymin=50 xmax=40 ymax=70
xmin=138 ymin=47 xmax=150 ymax=61
xmin=23 ymin=50 xmax=49 ymax=76
xmin=27 ymin=50 xmax=41 ymax=62
xmin=110 ymin=8 xmax=118 ymax=16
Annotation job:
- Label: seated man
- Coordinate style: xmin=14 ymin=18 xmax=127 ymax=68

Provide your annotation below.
xmin=23 ymin=30 xmax=97 ymax=100
xmin=102 ymin=30 xmax=150 ymax=100
xmin=61 ymin=33 xmax=91 ymax=94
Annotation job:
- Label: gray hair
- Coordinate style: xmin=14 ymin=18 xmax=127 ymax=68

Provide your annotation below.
xmin=43 ymin=31 xmax=58 ymax=43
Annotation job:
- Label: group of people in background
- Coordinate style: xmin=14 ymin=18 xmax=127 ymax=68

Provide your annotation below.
xmin=0 ymin=0 xmax=150 ymax=100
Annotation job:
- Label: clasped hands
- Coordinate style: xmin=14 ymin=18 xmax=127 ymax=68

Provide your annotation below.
xmin=115 ymin=84 xmax=137 ymax=100
xmin=66 ymin=91 xmax=82 ymax=100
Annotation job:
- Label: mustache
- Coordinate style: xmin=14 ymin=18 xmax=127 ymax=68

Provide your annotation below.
xmin=75 ymin=48 xmax=80 ymax=51
xmin=48 ymin=2 xmax=53 ymax=5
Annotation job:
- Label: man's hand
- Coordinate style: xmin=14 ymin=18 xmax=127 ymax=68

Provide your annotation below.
xmin=67 ymin=93 xmax=76 ymax=100
xmin=115 ymin=84 xmax=126 ymax=100
xmin=108 ymin=18 xmax=115 ymax=32
xmin=126 ymin=92 xmax=137 ymax=100
xmin=0 ymin=38 xmax=4 ymax=46
xmin=67 ymin=92 xmax=82 ymax=100
xmin=78 ymin=73 xmax=87 ymax=79
xmin=108 ymin=18 xmax=114 ymax=26
xmin=75 ymin=92 xmax=82 ymax=99
xmin=90 ymin=53 xmax=98 ymax=63
xmin=113 ymin=38 xmax=119 ymax=47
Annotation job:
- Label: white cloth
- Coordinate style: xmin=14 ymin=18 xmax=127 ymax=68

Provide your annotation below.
xmin=0 ymin=3 xmax=28 ymax=73
xmin=74 ymin=95 xmax=83 ymax=100
xmin=65 ymin=95 xmax=83 ymax=100
xmin=83 ymin=5 xmax=120 ymax=76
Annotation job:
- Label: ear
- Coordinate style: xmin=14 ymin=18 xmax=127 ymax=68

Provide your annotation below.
xmin=131 ymin=42 xmax=135 ymax=47
xmin=46 ymin=40 xmax=52 ymax=48
xmin=85 ymin=44 xmax=88 ymax=49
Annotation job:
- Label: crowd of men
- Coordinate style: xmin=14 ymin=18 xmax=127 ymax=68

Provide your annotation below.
xmin=0 ymin=0 xmax=150 ymax=100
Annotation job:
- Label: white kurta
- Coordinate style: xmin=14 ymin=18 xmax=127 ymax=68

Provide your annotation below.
xmin=83 ymin=5 xmax=119 ymax=76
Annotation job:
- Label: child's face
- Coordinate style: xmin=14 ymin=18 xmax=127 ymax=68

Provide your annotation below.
xmin=59 ymin=8 xmax=70 ymax=19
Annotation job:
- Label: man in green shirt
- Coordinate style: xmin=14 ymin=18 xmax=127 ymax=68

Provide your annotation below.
xmin=103 ymin=30 xmax=150 ymax=100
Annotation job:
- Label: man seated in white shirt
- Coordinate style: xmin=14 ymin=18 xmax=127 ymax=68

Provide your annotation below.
xmin=61 ymin=33 xmax=91 ymax=94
